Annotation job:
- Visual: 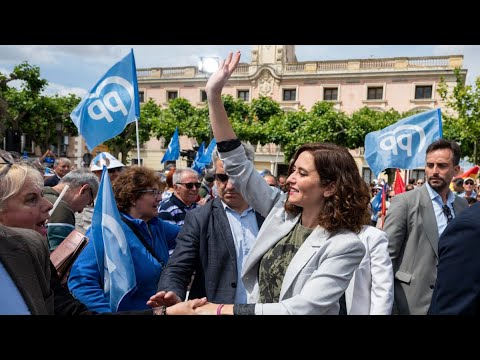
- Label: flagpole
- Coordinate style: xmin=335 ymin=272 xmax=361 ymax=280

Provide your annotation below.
xmin=135 ymin=119 xmax=141 ymax=165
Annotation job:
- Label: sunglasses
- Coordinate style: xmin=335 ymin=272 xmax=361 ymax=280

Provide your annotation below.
xmin=464 ymin=181 xmax=474 ymax=185
xmin=417 ymin=181 xmax=424 ymax=185
xmin=0 ymin=150 xmax=15 ymax=179
xmin=177 ymin=182 xmax=201 ymax=190
xmin=137 ymin=189 xmax=161 ymax=196
xmin=214 ymin=173 xmax=229 ymax=183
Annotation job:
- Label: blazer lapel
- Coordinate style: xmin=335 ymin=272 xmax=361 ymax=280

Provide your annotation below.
xmin=280 ymin=227 xmax=329 ymax=299
xmin=419 ymin=186 xmax=439 ymax=258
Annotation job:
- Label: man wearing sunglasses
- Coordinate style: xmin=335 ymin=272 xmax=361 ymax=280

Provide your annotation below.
xmin=461 ymin=177 xmax=477 ymax=199
xmin=43 ymin=169 xmax=99 ymax=252
xmin=156 ymin=143 xmax=265 ymax=305
xmin=158 ymin=168 xmax=200 ymax=226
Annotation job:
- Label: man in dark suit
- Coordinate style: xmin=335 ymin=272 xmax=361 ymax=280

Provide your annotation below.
xmin=384 ymin=139 xmax=468 ymax=314
xmin=157 ymin=142 xmax=264 ymax=304
xmin=429 ymin=202 xmax=480 ymax=315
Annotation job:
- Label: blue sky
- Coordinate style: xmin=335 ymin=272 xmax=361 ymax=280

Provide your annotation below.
xmin=0 ymin=45 xmax=478 ymax=98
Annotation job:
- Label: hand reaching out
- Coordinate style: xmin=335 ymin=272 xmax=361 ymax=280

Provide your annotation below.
xmin=205 ymin=51 xmax=241 ymax=97
xmin=165 ymin=297 xmax=208 ymax=315
xmin=147 ymin=290 xmax=181 ymax=308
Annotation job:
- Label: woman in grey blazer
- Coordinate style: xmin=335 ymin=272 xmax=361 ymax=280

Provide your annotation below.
xmin=149 ymin=52 xmax=372 ymax=315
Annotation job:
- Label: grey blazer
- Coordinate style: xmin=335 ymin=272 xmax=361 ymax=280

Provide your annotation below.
xmin=221 ymin=145 xmax=366 ymax=315
xmin=383 ymin=184 xmax=468 ymax=315
xmin=0 ymin=225 xmax=54 ymax=315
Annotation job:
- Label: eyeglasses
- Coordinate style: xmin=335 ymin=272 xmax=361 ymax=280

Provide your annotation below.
xmin=464 ymin=180 xmax=474 ymax=185
xmin=137 ymin=189 xmax=161 ymax=197
xmin=88 ymin=188 xmax=95 ymax=207
xmin=0 ymin=150 xmax=14 ymax=179
xmin=442 ymin=205 xmax=453 ymax=223
xmin=214 ymin=174 xmax=229 ymax=183
xmin=417 ymin=181 xmax=424 ymax=185
xmin=177 ymin=182 xmax=201 ymax=190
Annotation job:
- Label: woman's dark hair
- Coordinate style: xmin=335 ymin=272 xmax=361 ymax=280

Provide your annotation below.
xmin=284 ymin=142 xmax=371 ymax=233
xmin=112 ymin=166 xmax=161 ymax=213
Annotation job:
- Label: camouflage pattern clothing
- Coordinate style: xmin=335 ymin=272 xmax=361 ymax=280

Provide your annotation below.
xmin=258 ymin=222 xmax=313 ymax=303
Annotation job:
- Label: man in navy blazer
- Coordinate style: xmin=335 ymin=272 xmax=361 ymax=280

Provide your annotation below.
xmin=157 ymin=143 xmax=264 ymax=304
xmin=429 ymin=202 xmax=480 ymax=315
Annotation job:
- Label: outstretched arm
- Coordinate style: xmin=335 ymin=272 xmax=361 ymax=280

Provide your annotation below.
xmin=205 ymin=51 xmax=241 ymax=142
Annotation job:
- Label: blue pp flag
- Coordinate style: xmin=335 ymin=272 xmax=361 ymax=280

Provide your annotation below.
xmin=199 ymin=138 xmax=217 ymax=164
xmin=191 ymin=141 xmax=205 ymax=173
xmin=161 ymin=127 xmax=180 ymax=163
xmin=91 ymin=166 xmax=137 ymax=312
xmin=70 ymin=49 xmax=140 ymax=151
xmin=365 ymin=108 xmax=442 ymax=177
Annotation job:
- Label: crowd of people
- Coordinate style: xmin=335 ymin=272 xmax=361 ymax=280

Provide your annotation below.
xmin=1 ymin=50 xmax=479 ymax=315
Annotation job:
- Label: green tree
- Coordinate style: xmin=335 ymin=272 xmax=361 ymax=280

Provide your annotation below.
xmin=104 ymin=99 xmax=160 ymax=160
xmin=438 ymin=68 xmax=480 ymax=162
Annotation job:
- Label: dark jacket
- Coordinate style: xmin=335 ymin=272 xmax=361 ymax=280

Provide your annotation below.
xmin=429 ymin=202 xmax=480 ymax=315
xmin=157 ymin=196 xmax=264 ymax=303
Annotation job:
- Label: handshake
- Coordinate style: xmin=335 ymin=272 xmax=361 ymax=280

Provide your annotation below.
xmin=147 ymin=291 xmax=229 ymax=315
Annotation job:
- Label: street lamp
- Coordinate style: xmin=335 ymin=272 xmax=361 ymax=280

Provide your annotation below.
xmin=55 ymin=121 xmax=64 ymax=157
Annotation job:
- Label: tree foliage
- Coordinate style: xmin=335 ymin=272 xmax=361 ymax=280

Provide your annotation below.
xmin=0 ymin=62 xmax=80 ymax=154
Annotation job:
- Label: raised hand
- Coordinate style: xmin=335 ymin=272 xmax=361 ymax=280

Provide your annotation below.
xmin=205 ymin=51 xmax=241 ymax=97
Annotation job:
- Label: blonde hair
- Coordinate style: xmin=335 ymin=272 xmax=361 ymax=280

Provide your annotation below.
xmin=0 ymin=162 xmax=44 ymax=211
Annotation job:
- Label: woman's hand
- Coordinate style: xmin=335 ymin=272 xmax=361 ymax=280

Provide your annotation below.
xmin=193 ymin=302 xmax=218 ymax=315
xmin=205 ymin=51 xmax=241 ymax=97
xmin=147 ymin=290 xmax=181 ymax=307
xmin=165 ymin=297 xmax=208 ymax=315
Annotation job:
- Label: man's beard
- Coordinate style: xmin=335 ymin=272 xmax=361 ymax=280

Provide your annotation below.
xmin=428 ymin=177 xmax=448 ymax=193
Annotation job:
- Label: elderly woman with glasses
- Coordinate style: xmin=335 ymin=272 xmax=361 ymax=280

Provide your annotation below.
xmin=68 ymin=166 xmax=182 ymax=312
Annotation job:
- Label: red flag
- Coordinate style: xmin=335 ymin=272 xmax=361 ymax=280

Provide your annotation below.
xmin=458 ymin=165 xmax=479 ymax=179
xmin=394 ymin=168 xmax=406 ymax=195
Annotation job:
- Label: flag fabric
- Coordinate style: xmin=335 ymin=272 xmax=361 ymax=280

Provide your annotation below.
xmin=370 ymin=187 xmax=383 ymax=217
xmin=199 ymin=138 xmax=217 ymax=164
xmin=91 ymin=166 xmax=137 ymax=311
xmin=394 ymin=168 xmax=406 ymax=195
xmin=191 ymin=141 xmax=205 ymax=174
xmin=458 ymin=165 xmax=479 ymax=180
xmin=161 ymin=128 xmax=180 ymax=163
xmin=192 ymin=139 xmax=217 ymax=174
xmin=365 ymin=108 xmax=443 ymax=178
xmin=70 ymin=49 xmax=140 ymax=151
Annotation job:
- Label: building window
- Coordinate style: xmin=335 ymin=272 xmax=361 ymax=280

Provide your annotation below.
xmin=167 ymin=91 xmax=178 ymax=101
xmin=411 ymin=169 xmax=425 ymax=182
xmin=200 ymin=90 xmax=207 ymax=102
xmin=131 ymin=158 xmax=144 ymax=166
xmin=415 ymin=85 xmax=432 ymax=99
xmin=323 ymin=88 xmax=338 ymax=101
xmin=237 ymin=90 xmax=249 ymax=101
xmin=283 ymin=89 xmax=296 ymax=101
xmin=367 ymin=87 xmax=383 ymax=100
xmin=139 ymin=91 xmax=145 ymax=103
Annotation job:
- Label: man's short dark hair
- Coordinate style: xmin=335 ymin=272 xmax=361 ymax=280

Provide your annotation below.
xmin=426 ymin=139 xmax=461 ymax=166
xmin=454 ymin=178 xmax=464 ymax=187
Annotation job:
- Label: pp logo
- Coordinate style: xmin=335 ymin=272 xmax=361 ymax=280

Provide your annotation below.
xmin=379 ymin=125 xmax=425 ymax=157
xmin=87 ymin=76 xmax=134 ymax=123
